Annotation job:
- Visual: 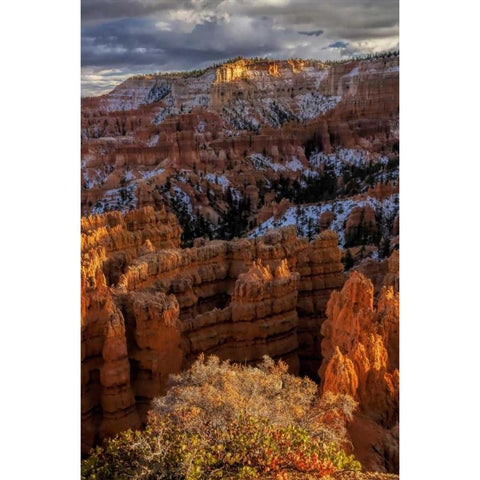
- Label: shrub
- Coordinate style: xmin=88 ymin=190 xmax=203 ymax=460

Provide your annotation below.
xmin=82 ymin=356 xmax=361 ymax=479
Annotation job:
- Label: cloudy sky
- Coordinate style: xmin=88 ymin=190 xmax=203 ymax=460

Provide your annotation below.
xmin=81 ymin=0 xmax=399 ymax=97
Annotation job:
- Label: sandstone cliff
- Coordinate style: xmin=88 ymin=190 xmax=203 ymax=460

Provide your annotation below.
xmin=318 ymin=271 xmax=399 ymax=472
xmin=81 ymin=207 xmax=344 ymax=455
xmin=81 ymin=206 xmax=181 ymax=453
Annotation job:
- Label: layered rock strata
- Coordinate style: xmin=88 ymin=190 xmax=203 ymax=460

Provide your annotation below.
xmin=81 ymin=208 xmax=344 ymax=454
xmin=81 ymin=55 xmax=399 ymax=219
xmin=81 ymin=206 xmax=182 ymax=453
xmin=345 ymin=205 xmax=378 ymax=246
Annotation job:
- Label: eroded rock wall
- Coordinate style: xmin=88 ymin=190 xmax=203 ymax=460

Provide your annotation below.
xmin=318 ymin=271 xmax=399 ymax=472
xmin=81 ymin=208 xmax=344 ymax=454
xmin=81 ymin=55 xmax=399 ymax=218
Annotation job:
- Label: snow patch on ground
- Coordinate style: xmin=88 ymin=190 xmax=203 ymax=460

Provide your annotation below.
xmin=184 ymin=94 xmax=210 ymax=110
xmin=140 ymin=167 xmax=165 ymax=179
xmin=309 ymin=149 xmax=389 ymax=176
xmin=285 ymin=157 xmax=304 ymax=171
xmin=297 ymin=93 xmax=341 ymax=120
xmin=82 ymin=167 xmax=111 ymax=190
xmin=308 ymin=68 xmax=329 ymax=87
xmin=249 ymin=153 xmax=285 ymax=172
xmin=347 ymin=67 xmax=360 ymax=77
xmin=249 ymin=153 xmax=305 ymax=173
xmin=222 ymin=89 xmax=340 ymax=129
xmin=147 ymin=134 xmax=159 ymax=147
xmin=124 ymin=170 xmax=135 ymax=181
xmin=303 ymin=168 xmax=319 ymax=178
xmin=169 ymin=186 xmax=193 ymax=216
xmin=153 ymin=96 xmax=176 ymax=125
xmin=221 ymin=99 xmax=261 ymax=132
xmin=91 ymin=184 xmax=138 ymax=214
xmin=230 ymin=187 xmax=242 ymax=203
xmin=101 ymin=86 xmax=153 ymax=112
xmin=176 ymin=171 xmax=191 ymax=184
xmin=146 ymin=82 xmax=171 ymax=103
xmin=386 ymin=65 xmax=399 ymax=73
xmin=83 ymin=172 xmax=94 ymax=190
xmin=249 ymin=193 xmax=399 ymax=246
xmin=205 ymin=173 xmax=230 ymax=191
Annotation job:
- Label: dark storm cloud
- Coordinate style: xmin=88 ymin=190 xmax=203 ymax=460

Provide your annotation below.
xmin=298 ymin=29 xmax=324 ymax=37
xmin=82 ymin=15 xmax=294 ymax=68
xmin=82 ymin=0 xmax=399 ymax=96
xmin=327 ymin=41 xmax=349 ymax=49
xmin=81 ymin=0 xmax=190 ymax=23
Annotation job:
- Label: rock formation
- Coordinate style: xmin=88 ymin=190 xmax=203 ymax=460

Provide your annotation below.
xmin=354 ymin=249 xmax=399 ymax=298
xmin=80 ymin=54 xmax=400 ymax=469
xmin=345 ymin=205 xmax=378 ymax=246
xmin=318 ymin=271 xmax=399 ymax=472
xmin=81 ymin=207 xmax=345 ymax=455
xmin=81 ymin=206 xmax=181 ymax=453
xmin=296 ymin=230 xmax=345 ymax=376
xmin=319 ymin=272 xmax=399 ymax=422
xmin=81 ymin=54 xmax=399 ymax=245
xmin=319 ymin=210 xmax=335 ymax=231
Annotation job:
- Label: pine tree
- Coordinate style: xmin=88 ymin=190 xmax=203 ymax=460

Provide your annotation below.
xmin=342 ymin=249 xmax=354 ymax=270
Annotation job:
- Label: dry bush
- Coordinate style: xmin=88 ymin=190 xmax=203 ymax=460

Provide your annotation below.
xmin=153 ymin=355 xmax=356 ymax=447
xmin=82 ymin=356 xmax=360 ymax=480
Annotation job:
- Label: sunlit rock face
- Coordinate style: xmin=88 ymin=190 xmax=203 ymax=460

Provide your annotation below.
xmin=81 ymin=207 xmax=346 ymax=455
xmin=81 ymin=207 xmax=181 ymax=453
xmin=319 ymin=271 xmax=399 ymax=423
xmin=318 ymin=271 xmax=399 ymax=473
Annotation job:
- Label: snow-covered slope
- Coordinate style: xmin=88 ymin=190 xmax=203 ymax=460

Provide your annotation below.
xmin=249 ymin=193 xmax=399 ymax=247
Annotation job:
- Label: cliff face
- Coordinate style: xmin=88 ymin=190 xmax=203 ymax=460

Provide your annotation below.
xmin=355 ymin=250 xmax=399 ymax=298
xmin=318 ymin=271 xmax=399 ymax=472
xmin=296 ymin=230 xmax=345 ymax=376
xmin=81 ymin=273 xmax=140 ymax=454
xmin=319 ymin=271 xmax=399 ymax=423
xmin=81 ymin=55 xmax=399 ymax=250
xmin=81 ymin=206 xmax=182 ymax=453
xmin=81 ymin=207 xmax=344 ymax=455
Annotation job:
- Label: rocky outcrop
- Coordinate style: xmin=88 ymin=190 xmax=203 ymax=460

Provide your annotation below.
xmin=355 ymin=250 xmax=399 ymax=297
xmin=81 ymin=206 xmax=181 ymax=285
xmin=81 ymin=208 xmax=345 ymax=455
xmin=296 ymin=230 xmax=345 ymax=377
xmin=345 ymin=205 xmax=378 ymax=246
xmin=219 ymin=259 xmax=302 ymax=371
xmin=81 ymin=206 xmax=181 ymax=453
xmin=319 ymin=210 xmax=335 ymax=231
xmin=81 ymin=271 xmax=140 ymax=454
xmin=384 ymin=250 xmax=399 ymax=293
xmin=122 ymin=291 xmax=184 ymax=420
xmin=319 ymin=271 xmax=399 ymax=424
xmin=318 ymin=271 xmax=399 ymax=472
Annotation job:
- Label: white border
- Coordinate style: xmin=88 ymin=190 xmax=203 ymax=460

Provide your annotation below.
xmin=1 ymin=0 xmax=80 ymax=477
xmin=2 ymin=1 xmax=479 ymax=478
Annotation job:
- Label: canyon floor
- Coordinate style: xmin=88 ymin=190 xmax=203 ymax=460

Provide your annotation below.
xmin=81 ymin=54 xmax=399 ymax=476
